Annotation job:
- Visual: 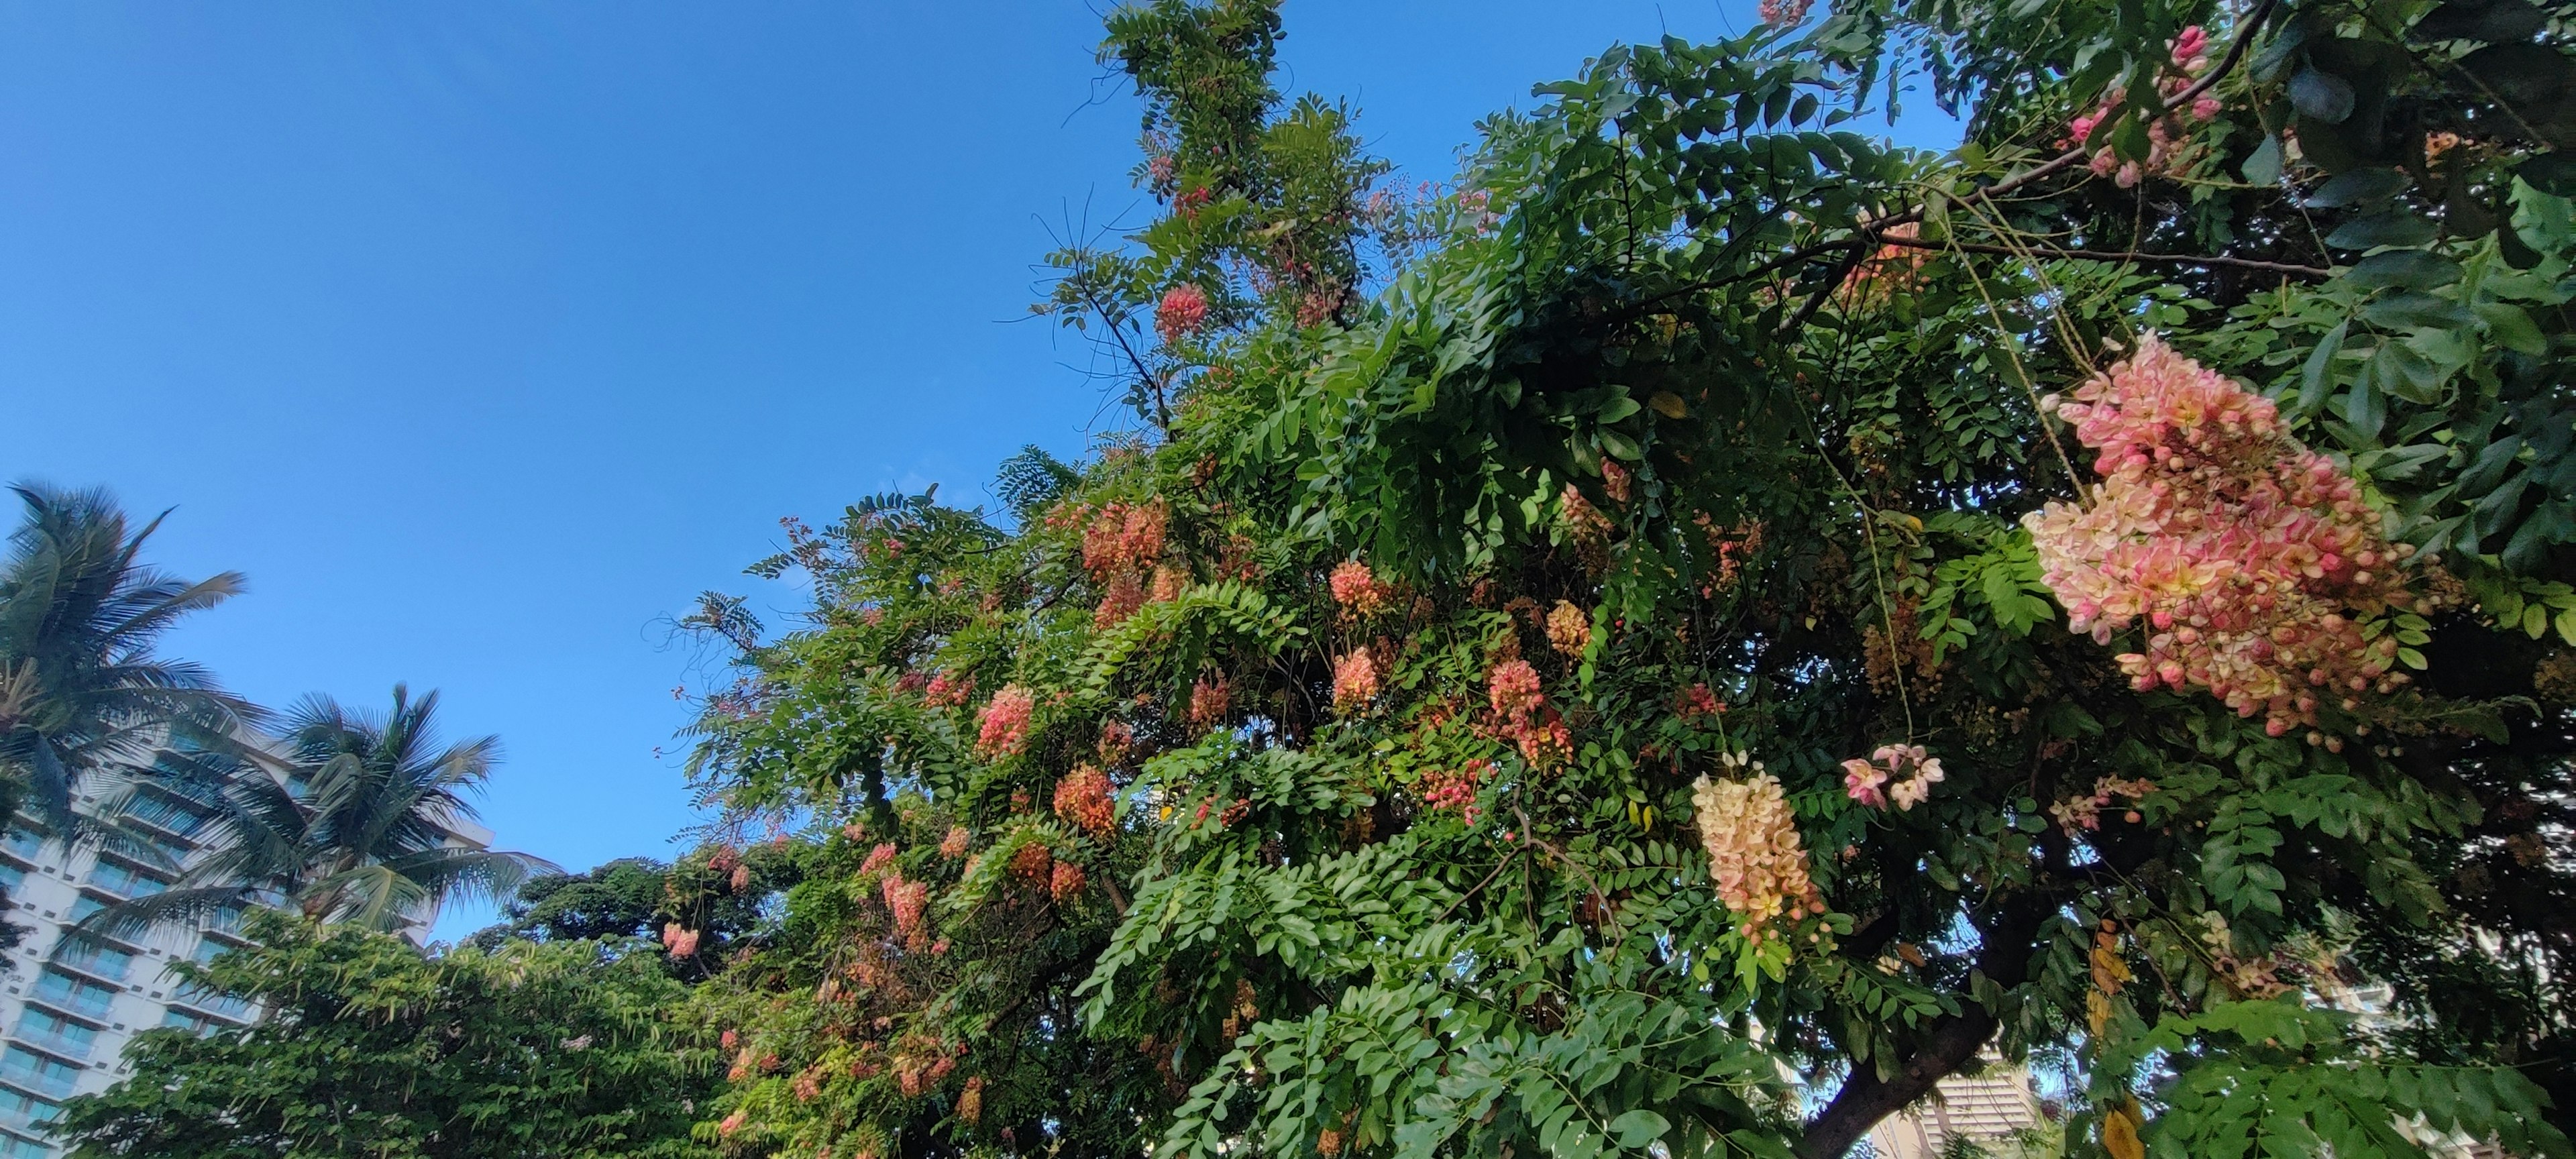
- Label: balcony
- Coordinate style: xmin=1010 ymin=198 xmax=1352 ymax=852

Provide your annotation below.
xmin=0 ymin=830 xmax=44 ymax=867
xmin=52 ymin=944 xmax=133 ymax=985
xmin=0 ymin=1087 xmax=55 ymax=1134
xmin=11 ymin=1018 xmax=93 ymax=1064
xmin=78 ymin=861 xmax=166 ymax=902
xmin=170 ymin=986 xmax=256 ymax=1023
xmin=0 ymin=1046 xmax=82 ymax=1099
xmin=28 ymin=972 xmax=116 ymax=1022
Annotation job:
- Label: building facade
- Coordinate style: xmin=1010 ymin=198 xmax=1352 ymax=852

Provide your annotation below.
xmin=0 ymin=777 xmax=492 ymax=1158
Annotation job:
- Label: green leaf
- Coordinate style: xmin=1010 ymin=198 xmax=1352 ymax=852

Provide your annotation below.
xmin=2290 ymin=68 xmax=2357 ymax=123
xmin=1607 ymin=1109 xmax=1669 ymax=1149
xmin=2243 ymin=135 xmax=2284 ymax=186
xmin=2346 ymin=252 xmax=2463 ymax=290
xmin=2415 ymin=0 xmax=2546 ymax=42
xmin=2326 ymin=211 xmax=2438 ymax=250
xmin=2305 ymin=168 xmax=2409 ymax=209
xmin=2299 ymin=321 xmax=2348 ymax=411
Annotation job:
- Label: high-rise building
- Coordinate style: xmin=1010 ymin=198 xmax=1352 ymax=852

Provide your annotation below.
xmin=1864 ymin=1060 xmax=2049 ymax=1159
xmin=0 ymin=777 xmax=494 ymax=1158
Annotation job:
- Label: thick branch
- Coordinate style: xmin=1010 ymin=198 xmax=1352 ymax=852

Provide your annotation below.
xmin=1794 ymin=895 xmax=2055 ymax=1159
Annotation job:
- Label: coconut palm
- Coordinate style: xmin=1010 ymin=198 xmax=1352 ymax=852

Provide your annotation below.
xmin=0 ymin=483 xmax=250 ymax=836
xmin=77 ymin=684 xmax=556 ymax=942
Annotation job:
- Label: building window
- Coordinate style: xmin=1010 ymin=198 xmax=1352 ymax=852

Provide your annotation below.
xmin=0 ymin=1046 xmax=82 ymax=1098
xmin=83 ymin=861 xmax=166 ymax=901
xmin=12 ymin=1011 xmax=95 ymax=1062
xmin=0 ymin=1131 xmax=51 ymax=1159
xmin=0 ymin=830 xmax=42 ymax=863
xmin=30 ymin=971 xmax=117 ymax=1021
xmin=56 ymin=943 xmax=132 ymax=983
xmin=0 ymin=1087 xmax=56 ymax=1129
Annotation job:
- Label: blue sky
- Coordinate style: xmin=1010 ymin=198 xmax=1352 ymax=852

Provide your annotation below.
xmin=0 ymin=1 xmax=1957 ymax=938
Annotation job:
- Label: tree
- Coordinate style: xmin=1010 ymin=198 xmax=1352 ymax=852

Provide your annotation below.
xmin=678 ymin=2 xmax=2576 ymax=1158
xmin=51 ymin=911 xmax=717 ymax=1158
xmin=0 ymin=483 xmax=249 ymax=838
xmin=468 ymin=844 xmax=804 ymax=980
xmin=80 ymin=684 xmax=553 ymax=941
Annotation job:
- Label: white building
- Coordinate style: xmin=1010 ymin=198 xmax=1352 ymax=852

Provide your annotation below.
xmin=0 ymin=777 xmax=493 ymax=1158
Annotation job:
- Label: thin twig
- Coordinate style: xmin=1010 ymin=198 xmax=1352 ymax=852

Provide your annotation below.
xmin=1873 ymin=235 xmax=2329 ymax=278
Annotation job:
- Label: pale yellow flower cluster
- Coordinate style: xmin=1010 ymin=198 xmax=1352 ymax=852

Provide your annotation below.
xmin=1692 ymin=753 xmax=1825 ymax=940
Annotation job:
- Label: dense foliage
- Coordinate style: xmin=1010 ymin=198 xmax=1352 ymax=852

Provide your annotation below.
xmin=52 ymin=912 xmax=716 ymax=1158
xmin=470 ymin=845 xmax=804 ymax=980
xmin=668 ymin=1 xmax=2576 ymax=1158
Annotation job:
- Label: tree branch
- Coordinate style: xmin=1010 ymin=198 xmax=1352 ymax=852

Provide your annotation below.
xmin=1871 ymin=235 xmax=2330 ymax=278
xmin=1794 ymin=895 xmax=2055 ymax=1159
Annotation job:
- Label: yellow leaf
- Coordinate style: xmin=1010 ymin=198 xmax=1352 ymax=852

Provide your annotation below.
xmin=2102 ymin=1099 xmax=2145 ymax=1159
xmin=1648 ymin=392 xmax=1688 ymax=419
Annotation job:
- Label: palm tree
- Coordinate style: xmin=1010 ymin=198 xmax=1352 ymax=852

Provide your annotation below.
xmin=0 ymin=483 xmax=250 ymax=836
xmin=78 ymin=684 xmax=556 ymax=942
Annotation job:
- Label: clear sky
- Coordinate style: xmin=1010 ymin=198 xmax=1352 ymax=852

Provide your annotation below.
xmin=0 ymin=1 xmax=1958 ymax=939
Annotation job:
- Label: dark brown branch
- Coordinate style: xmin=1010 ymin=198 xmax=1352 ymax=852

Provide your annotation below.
xmin=1871 ymin=235 xmax=2331 ymax=278
xmin=1793 ymin=895 xmax=2055 ymax=1159
xmin=1773 ymin=241 xmax=1876 ymax=338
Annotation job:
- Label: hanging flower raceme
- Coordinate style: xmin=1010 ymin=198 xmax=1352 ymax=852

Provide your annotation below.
xmin=1329 ymin=560 xmax=1389 ymax=615
xmin=1692 ymin=753 xmax=1825 ymax=940
xmin=1049 ymin=861 xmax=1086 ymax=901
xmin=882 ymin=874 xmax=929 ymax=937
xmin=1189 ymin=675 xmax=1230 ymax=728
xmin=1157 ymin=283 xmax=1210 ymax=342
xmin=2023 ymin=335 xmax=2427 ymax=736
xmin=1839 ymin=744 xmax=1945 ymax=812
xmin=1081 ymin=500 xmax=1168 ymax=578
xmin=663 ymin=922 xmax=700 ymax=958
xmin=1488 ymin=659 xmax=1543 ymax=717
xmin=1332 ymin=647 xmax=1381 ymax=712
xmin=1053 ymin=765 xmax=1116 ymax=834
xmin=922 ymin=671 xmax=973 ymax=708
xmin=938 ymin=826 xmax=971 ymax=858
xmin=1545 ymin=601 xmax=1592 ymax=655
xmin=977 ymin=686 xmax=1037 ymax=758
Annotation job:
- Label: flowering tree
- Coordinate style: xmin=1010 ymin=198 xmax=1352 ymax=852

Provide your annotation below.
xmin=680 ymin=2 xmax=2576 ymax=1158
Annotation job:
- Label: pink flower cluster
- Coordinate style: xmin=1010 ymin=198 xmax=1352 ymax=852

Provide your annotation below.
xmin=1329 ymin=560 xmax=1389 ymax=616
xmin=2065 ymin=26 xmax=2224 ymax=188
xmin=662 ymin=922 xmax=700 ymax=958
xmin=1189 ymin=675 xmax=1230 ymax=728
xmin=1840 ymin=744 xmax=1946 ymax=811
xmin=1692 ymin=754 xmax=1825 ymax=941
xmin=1054 ymin=765 xmax=1116 ymax=834
xmin=2049 ymin=775 xmax=2157 ymax=831
xmin=977 ymin=686 xmax=1037 ymax=758
xmin=1095 ymin=569 xmax=1146 ymax=629
xmin=1599 ymin=460 xmax=1633 ymax=504
xmin=1050 ymin=860 xmax=1086 ymax=901
xmin=1756 ymin=0 xmax=1813 ymax=26
xmin=922 ymin=671 xmax=973 ymax=708
xmin=1418 ymin=760 xmax=1487 ymax=822
xmin=882 ymin=873 xmax=929 ymax=937
xmin=1332 ymin=647 xmax=1381 ymax=712
xmin=1677 ymin=683 xmax=1725 ymax=720
xmin=1485 ymin=659 xmax=1569 ymax=767
xmin=1488 ymin=660 xmax=1544 ymax=716
xmin=939 ymin=826 xmax=971 ymax=859
xmin=860 ymin=842 xmax=900 ymax=875
xmin=2023 ymin=336 xmax=2421 ymax=735
xmin=1081 ymin=500 xmax=1168 ymax=579
xmin=1157 ymin=284 xmax=1210 ymax=343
